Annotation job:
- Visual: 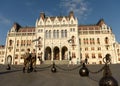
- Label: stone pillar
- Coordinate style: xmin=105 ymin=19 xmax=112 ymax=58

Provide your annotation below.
xmin=51 ymin=49 xmax=54 ymax=61
xmin=60 ymin=48 xmax=62 ymax=61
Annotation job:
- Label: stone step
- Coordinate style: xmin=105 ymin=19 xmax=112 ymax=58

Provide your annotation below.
xmin=43 ymin=60 xmax=69 ymax=64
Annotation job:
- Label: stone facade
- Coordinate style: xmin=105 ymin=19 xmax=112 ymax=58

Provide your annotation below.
xmin=0 ymin=45 xmax=5 ymax=64
xmin=2 ymin=11 xmax=120 ymax=65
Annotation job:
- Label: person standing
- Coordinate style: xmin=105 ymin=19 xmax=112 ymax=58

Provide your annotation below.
xmin=85 ymin=57 xmax=88 ymax=64
xmin=23 ymin=48 xmax=31 ymax=73
xmin=31 ymin=49 xmax=37 ymax=72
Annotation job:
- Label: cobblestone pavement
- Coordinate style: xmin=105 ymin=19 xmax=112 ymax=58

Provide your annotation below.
xmin=0 ymin=64 xmax=120 ymax=86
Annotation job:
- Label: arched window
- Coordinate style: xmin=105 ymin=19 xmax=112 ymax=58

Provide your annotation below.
xmin=92 ymin=53 xmax=96 ymax=58
xmin=49 ymin=30 xmax=51 ymax=38
xmin=86 ymin=38 xmax=88 ymax=44
xmin=45 ymin=30 xmax=48 ymax=38
xmin=105 ymin=37 xmax=109 ymax=44
xmin=90 ymin=38 xmax=92 ymax=44
xmin=23 ymin=40 xmax=26 ymax=46
xmin=17 ymin=40 xmax=19 ymax=46
xmin=85 ymin=53 xmax=89 ymax=58
xmin=65 ymin=30 xmax=67 ymax=37
xmin=9 ymin=40 xmax=12 ymax=46
xmin=92 ymin=38 xmax=95 ymax=44
xmin=97 ymin=38 xmax=100 ymax=44
xmin=57 ymin=30 xmax=59 ymax=38
xmin=21 ymin=40 xmax=23 ymax=46
xmin=98 ymin=53 xmax=102 ymax=58
xmin=53 ymin=30 xmax=55 ymax=38
xmin=83 ymin=38 xmax=86 ymax=44
xmin=29 ymin=40 xmax=31 ymax=46
xmin=79 ymin=38 xmax=81 ymax=44
xmin=55 ymin=30 xmax=57 ymax=38
xmin=61 ymin=30 xmax=63 ymax=38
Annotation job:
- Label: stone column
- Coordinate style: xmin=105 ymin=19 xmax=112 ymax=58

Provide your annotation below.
xmin=51 ymin=49 xmax=54 ymax=61
xmin=60 ymin=48 xmax=62 ymax=61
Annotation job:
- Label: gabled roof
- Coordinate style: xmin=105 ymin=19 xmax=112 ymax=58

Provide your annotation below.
xmin=18 ymin=27 xmax=35 ymax=32
xmin=78 ymin=19 xmax=106 ymax=30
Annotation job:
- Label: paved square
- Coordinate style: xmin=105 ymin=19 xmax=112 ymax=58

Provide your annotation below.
xmin=0 ymin=64 xmax=119 ymax=86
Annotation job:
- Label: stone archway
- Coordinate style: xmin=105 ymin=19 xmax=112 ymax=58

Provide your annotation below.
xmin=62 ymin=46 xmax=68 ymax=60
xmin=7 ymin=55 xmax=12 ymax=64
xmin=45 ymin=47 xmax=51 ymax=60
xmin=53 ymin=47 xmax=60 ymax=60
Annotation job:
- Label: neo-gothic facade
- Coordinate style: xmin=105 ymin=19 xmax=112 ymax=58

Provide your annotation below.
xmin=1 ymin=11 xmax=120 ymax=65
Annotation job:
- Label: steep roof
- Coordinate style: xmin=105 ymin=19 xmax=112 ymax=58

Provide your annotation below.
xmin=18 ymin=27 xmax=35 ymax=32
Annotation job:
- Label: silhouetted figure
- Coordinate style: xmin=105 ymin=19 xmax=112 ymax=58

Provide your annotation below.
xmin=23 ymin=48 xmax=31 ymax=73
xmin=6 ymin=64 xmax=11 ymax=70
xmin=31 ymin=49 xmax=37 ymax=72
xmin=85 ymin=57 xmax=88 ymax=64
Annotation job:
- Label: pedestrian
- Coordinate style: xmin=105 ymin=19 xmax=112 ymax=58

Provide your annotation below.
xmin=31 ymin=49 xmax=37 ymax=72
xmin=85 ymin=57 xmax=88 ymax=64
xmin=23 ymin=48 xmax=31 ymax=73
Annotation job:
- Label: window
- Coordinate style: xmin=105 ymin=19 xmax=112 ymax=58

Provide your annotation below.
xmin=83 ymin=38 xmax=86 ymax=44
xmin=23 ymin=40 xmax=26 ymax=46
xmin=97 ymin=38 xmax=100 ymax=44
xmin=57 ymin=30 xmax=59 ymax=38
xmin=70 ymin=28 xmax=75 ymax=32
xmin=90 ymin=38 xmax=92 ymax=44
xmin=105 ymin=37 xmax=109 ymax=44
xmin=17 ymin=40 xmax=19 ymax=46
xmin=15 ymin=54 xmax=18 ymax=59
xmin=45 ymin=30 xmax=47 ymax=38
xmin=85 ymin=47 xmax=88 ymax=51
xmin=85 ymin=53 xmax=89 ymax=58
xmin=61 ymin=30 xmax=63 ymax=38
xmin=86 ymin=38 xmax=89 ymax=44
xmin=91 ymin=47 xmax=95 ymax=50
xmin=49 ymin=30 xmax=51 ymax=38
xmin=90 ymin=38 xmax=95 ymax=44
xmin=9 ymin=40 xmax=13 ymax=46
xmin=98 ymin=47 xmax=101 ymax=50
xmin=98 ymin=53 xmax=102 ymax=58
xmin=118 ymin=58 xmax=120 ymax=61
xmin=72 ymin=52 xmax=76 ymax=58
xmin=21 ymin=40 xmax=23 ymax=46
xmin=79 ymin=38 xmax=81 ymax=44
xmin=45 ymin=30 xmax=49 ymax=38
xmin=61 ymin=30 xmax=67 ymax=38
xmin=53 ymin=30 xmax=56 ymax=38
xmin=92 ymin=53 xmax=96 ymax=58
xmin=21 ymin=49 xmax=25 ymax=52
xmin=65 ymin=30 xmax=67 ymax=37
xmin=16 ymin=49 xmax=19 ymax=52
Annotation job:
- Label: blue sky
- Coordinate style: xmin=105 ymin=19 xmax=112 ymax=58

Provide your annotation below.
xmin=0 ymin=0 xmax=120 ymax=45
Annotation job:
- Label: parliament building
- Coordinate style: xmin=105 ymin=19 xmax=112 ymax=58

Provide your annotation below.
xmin=1 ymin=11 xmax=120 ymax=65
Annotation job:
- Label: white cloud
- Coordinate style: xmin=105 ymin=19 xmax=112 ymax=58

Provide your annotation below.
xmin=0 ymin=15 xmax=12 ymax=25
xmin=60 ymin=0 xmax=91 ymax=22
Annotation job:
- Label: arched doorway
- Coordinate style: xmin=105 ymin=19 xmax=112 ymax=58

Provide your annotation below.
xmin=7 ymin=55 xmax=12 ymax=64
xmin=45 ymin=47 xmax=51 ymax=60
xmin=62 ymin=46 xmax=68 ymax=60
xmin=53 ymin=47 xmax=59 ymax=60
